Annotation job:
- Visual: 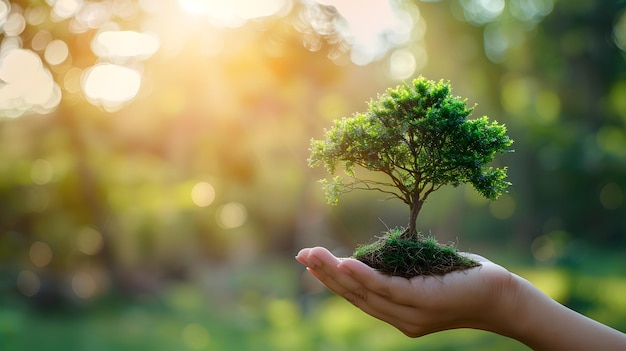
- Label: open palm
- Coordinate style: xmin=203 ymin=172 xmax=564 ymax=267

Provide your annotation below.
xmin=296 ymin=246 xmax=514 ymax=337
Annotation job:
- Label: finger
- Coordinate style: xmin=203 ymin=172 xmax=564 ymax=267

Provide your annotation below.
xmin=337 ymin=258 xmax=420 ymax=307
xmin=305 ymin=248 xmax=402 ymax=308
xmin=346 ymin=291 xmax=422 ymax=336
xmin=301 ymin=247 xmax=351 ymax=296
xmin=304 ymin=248 xmax=419 ymax=327
xmin=297 ymin=248 xmax=352 ymax=298
xmin=330 ymin=260 xmax=462 ymax=337
xmin=304 ymin=246 xmax=341 ymax=270
xmin=298 ymin=247 xmax=353 ymax=298
xmin=295 ymin=248 xmax=313 ymax=266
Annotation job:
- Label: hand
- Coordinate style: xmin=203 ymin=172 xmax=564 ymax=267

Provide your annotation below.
xmin=295 ymin=246 xmax=514 ymax=338
xmin=296 ymin=246 xmax=626 ymax=350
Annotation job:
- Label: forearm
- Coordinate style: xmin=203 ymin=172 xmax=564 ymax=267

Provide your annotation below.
xmin=493 ymin=273 xmax=626 ymax=350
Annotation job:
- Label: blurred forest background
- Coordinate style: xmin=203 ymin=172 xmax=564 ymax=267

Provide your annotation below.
xmin=1 ymin=0 xmax=625 ymax=350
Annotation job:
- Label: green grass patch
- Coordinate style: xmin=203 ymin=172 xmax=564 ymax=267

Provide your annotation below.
xmin=353 ymin=228 xmax=479 ymax=278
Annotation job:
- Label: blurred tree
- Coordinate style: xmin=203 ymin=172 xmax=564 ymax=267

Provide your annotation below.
xmin=0 ymin=0 xmax=398 ymax=300
xmin=520 ymin=1 xmax=626 ymax=248
xmin=478 ymin=0 xmax=626 ymax=249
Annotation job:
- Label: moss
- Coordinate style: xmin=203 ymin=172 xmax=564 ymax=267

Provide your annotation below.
xmin=353 ymin=228 xmax=480 ymax=279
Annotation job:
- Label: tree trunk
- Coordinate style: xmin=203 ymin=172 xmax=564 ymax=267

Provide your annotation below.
xmin=405 ymin=195 xmax=423 ymax=240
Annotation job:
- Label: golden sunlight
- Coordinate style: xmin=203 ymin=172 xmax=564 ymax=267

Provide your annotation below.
xmin=0 ymin=1 xmax=9 ymax=27
xmin=312 ymin=0 xmax=415 ymax=65
xmin=92 ymin=30 xmax=160 ymax=60
xmin=0 ymin=48 xmax=61 ymax=117
xmin=82 ymin=63 xmax=142 ymax=110
xmin=50 ymin=0 xmax=83 ymax=21
xmin=178 ymin=0 xmax=288 ymax=27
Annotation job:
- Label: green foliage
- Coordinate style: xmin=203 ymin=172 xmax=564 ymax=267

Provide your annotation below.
xmin=309 ymin=77 xmax=513 ymax=223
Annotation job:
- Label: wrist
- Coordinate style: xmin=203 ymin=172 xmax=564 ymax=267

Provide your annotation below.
xmin=492 ymin=273 xmax=541 ymax=344
xmin=468 ymin=268 xmax=531 ymax=341
xmin=482 ymin=271 xmax=566 ymax=350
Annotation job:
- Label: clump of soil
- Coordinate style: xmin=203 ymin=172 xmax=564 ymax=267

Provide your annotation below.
xmin=353 ymin=228 xmax=480 ymax=279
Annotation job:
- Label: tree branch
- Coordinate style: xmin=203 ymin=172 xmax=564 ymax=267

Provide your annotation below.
xmin=341 ymin=177 xmax=410 ymax=205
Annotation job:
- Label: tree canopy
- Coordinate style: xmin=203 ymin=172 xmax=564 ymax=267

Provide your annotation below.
xmin=309 ymin=77 xmax=513 ymax=235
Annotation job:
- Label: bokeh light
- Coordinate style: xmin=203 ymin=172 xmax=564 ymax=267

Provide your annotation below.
xmin=76 ymin=227 xmax=104 ymax=255
xmin=483 ymin=22 xmax=510 ymax=63
xmin=70 ymin=1 xmax=111 ymax=31
xmin=608 ymin=80 xmax=626 ymax=122
xmin=459 ymin=0 xmax=505 ymax=25
xmin=63 ymin=66 xmax=83 ymax=94
xmin=454 ymin=0 xmax=554 ymax=63
xmin=596 ymin=126 xmax=626 ymax=158
xmin=5 ymin=12 xmax=26 ymax=37
xmin=216 ymin=202 xmax=247 ymax=229
xmin=29 ymin=241 xmax=53 ymax=268
xmin=191 ymin=182 xmax=216 ymax=207
xmin=535 ymin=89 xmax=561 ymax=124
xmin=24 ymin=3 xmax=48 ymax=26
xmin=181 ymin=323 xmax=211 ymax=350
xmin=31 ymin=30 xmax=53 ymax=51
xmin=81 ymin=63 xmax=142 ymax=110
xmin=599 ymin=182 xmax=624 ymax=210
xmin=51 ymin=0 xmax=83 ymax=21
xmin=531 ymin=234 xmax=556 ymax=262
xmin=91 ymin=30 xmax=160 ymax=61
xmin=509 ymin=0 xmax=554 ymax=24
xmin=387 ymin=48 xmax=417 ymax=81
xmin=30 ymin=158 xmax=53 ymax=185
xmin=500 ymin=77 xmax=534 ymax=117
xmin=178 ymin=0 xmax=288 ymax=27
xmin=614 ymin=10 xmax=626 ymax=52
xmin=0 ymin=48 xmax=61 ymax=117
xmin=72 ymin=270 xmax=97 ymax=299
xmin=0 ymin=0 xmax=9 ymax=28
xmin=531 ymin=230 xmax=569 ymax=263
xmin=44 ymin=39 xmax=69 ymax=65
xmin=302 ymin=0 xmax=416 ymax=65
xmin=16 ymin=270 xmax=40 ymax=297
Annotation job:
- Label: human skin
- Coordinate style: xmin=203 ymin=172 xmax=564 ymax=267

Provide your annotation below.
xmin=296 ymin=246 xmax=626 ymax=350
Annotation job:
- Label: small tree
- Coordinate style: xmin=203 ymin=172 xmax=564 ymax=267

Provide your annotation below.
xmin=308 ymin=77 xmax=513 ymax=277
